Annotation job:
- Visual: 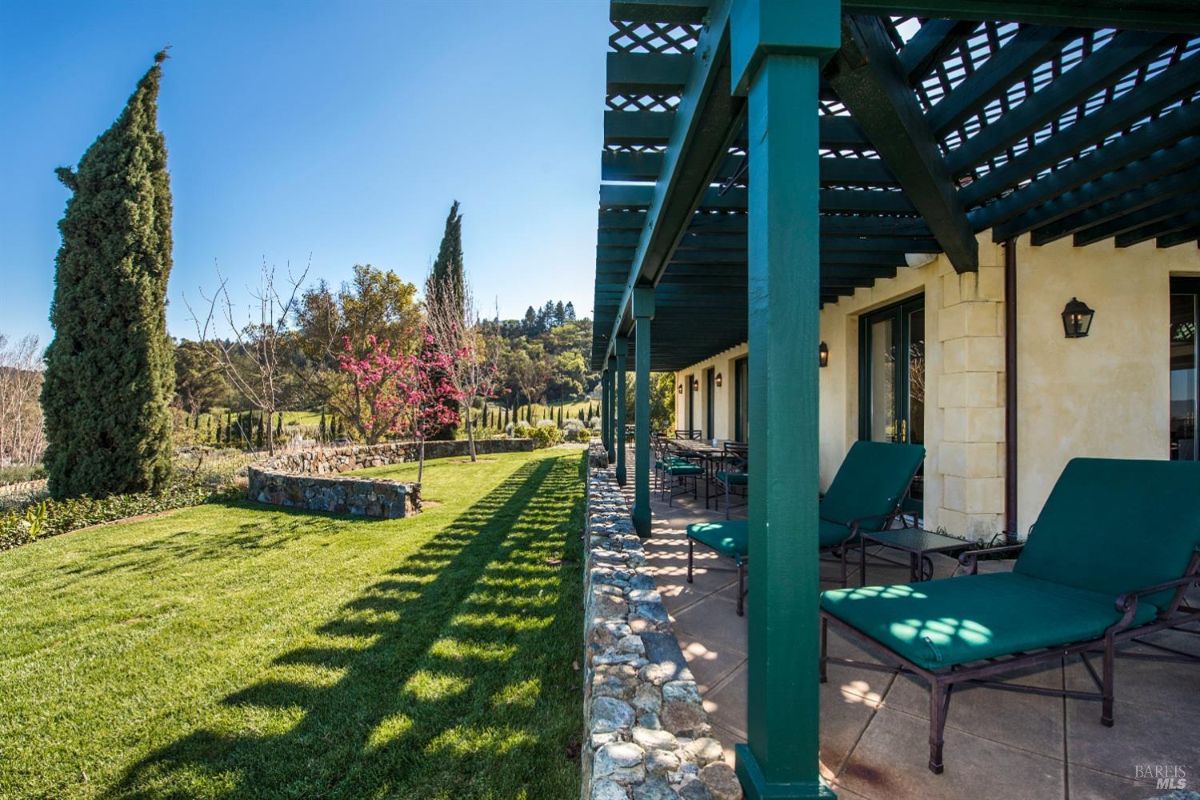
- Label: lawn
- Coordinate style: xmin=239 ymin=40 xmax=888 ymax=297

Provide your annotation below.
xmin=0 ymin=449 xmax=585 ymax=800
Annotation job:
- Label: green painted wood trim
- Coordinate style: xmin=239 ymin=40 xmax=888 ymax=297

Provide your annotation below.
xmin=615 ymin=339 xmax=629 ymax=486
xmin=826 ymin=14 xmax=978 ymax=272
xmin=841 ymin=1 xmax=1200 ymax=33
xmin=733 ymin=0 xmax=836 ymax=790
xmin=632 ymin=287 xmax=655 ymax=537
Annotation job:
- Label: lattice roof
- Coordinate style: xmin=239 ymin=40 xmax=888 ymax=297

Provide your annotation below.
xmin=592 ymin=1 xmax=1200 ymax=370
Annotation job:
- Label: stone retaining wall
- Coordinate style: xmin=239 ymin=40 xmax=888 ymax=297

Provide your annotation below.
xmin=246 ymin=439 xmax=532 ymax=519
xmin=247 ymin=467 xmax=418 ymax=518
xmin=258 ymin=438 xmax=534 ymax=476
xmin=583 ymin=442 xmax=742 ymax=800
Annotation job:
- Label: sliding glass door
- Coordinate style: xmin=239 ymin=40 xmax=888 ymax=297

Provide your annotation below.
xmin=1171 ymin=278 xmax=1199 ymax=461
xmin=859 ymin=297 xmax=925 ymax=500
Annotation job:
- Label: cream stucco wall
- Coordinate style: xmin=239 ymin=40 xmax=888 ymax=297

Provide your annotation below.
xmin=1014 ymin=237 xmax=1200 ymax=533
xmin=672 ymin=343 xmax=748 ymax=442
xmin=669 ymin=233 xmax=1200 ymax=539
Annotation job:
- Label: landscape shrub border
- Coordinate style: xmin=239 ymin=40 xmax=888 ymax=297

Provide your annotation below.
xmin=0 ymin=482 xmax=239 ymax=553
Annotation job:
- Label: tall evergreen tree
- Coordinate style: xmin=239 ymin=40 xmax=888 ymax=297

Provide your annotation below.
xmin=42 ymin=51 xmax=175 ymax=498
xmin=425 ymin=201 xmax=465 ymax=324
xmin=564 ymin=301 xmax=577 ymax=322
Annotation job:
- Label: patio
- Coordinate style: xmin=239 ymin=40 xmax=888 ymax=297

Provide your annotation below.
xmin=625 ymin=452 xmax=1200 ymax=799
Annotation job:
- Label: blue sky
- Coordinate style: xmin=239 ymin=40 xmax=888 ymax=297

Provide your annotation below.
xmin=0 ymin=0 xmax=607 ymax=345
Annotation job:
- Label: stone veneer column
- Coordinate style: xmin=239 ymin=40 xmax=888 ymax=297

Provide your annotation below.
xmin=937 ymin=251 xmax=1006 ymax=539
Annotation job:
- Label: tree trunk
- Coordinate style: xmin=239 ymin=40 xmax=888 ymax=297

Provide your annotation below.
xmin=266 ymin=409 xmax=275 ymax=455
xmin=466 ymin=412 xmax=477 ymax=462
xmin=417 ymin=438 xmax=426 ymax=484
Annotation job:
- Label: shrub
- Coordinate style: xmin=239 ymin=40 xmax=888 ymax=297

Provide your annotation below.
xmin=529 ymin=420 xmax=563 ymax=449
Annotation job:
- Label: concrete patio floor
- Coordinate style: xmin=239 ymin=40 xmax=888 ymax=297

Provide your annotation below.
xmin=618 ymin=457 xmax=1200 ymax=800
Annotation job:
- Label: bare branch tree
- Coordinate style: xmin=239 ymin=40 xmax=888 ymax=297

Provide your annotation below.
xmin=425 ymin=276 xmax=500 ymax=462
xmin=185 ymin=258 xmax=309 ymax=455
xmin=0 ymin=334 xmax=46 ymax=466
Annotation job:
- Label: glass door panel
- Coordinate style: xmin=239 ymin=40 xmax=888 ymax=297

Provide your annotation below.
xmin=860 ymin=296 xmax=925 ymax=509
xmin=1170 ymin=281 xmax=1198 ymax=460
xmin=869 ymin=317 xmax=897 ymax=441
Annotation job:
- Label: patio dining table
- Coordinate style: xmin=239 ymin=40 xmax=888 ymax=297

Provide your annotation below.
xmin=667 ymin=439 xmax=741 ymax=508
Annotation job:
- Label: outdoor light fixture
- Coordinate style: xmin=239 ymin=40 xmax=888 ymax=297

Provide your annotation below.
xmin=692 ymin=377 xmax=701 ymax=391
xmin=819 ymin=341 xmax=829 ymax=368
xmin=1061 ymin=297 xmax=1094 ymax=339
xmin=715 ymin=373 xmax=723 ymax=387
xmin=677 ymin=382 xmax=683 ymax=394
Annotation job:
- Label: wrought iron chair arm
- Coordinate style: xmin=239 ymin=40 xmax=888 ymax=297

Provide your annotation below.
xmin=957 ymin=543 xmax=1026 ymax=575
xmin=1114 ymin=574 xmax=1199 ymax=613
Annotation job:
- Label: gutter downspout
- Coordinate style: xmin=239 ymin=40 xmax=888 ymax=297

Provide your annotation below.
xmin=1004 ymin=238 xmax=1019 ymax=544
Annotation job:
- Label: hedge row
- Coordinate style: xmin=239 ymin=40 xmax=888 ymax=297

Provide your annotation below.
xmin=0 ymin=482 xmax=239 ymax=553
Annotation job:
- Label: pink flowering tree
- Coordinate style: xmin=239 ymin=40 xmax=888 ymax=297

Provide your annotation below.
xmin=337 ymin=334 xmax=462 ymax=480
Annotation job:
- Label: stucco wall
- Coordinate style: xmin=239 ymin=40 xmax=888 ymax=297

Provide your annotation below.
xmin=672 ymin=343 xmax=748 ymax=441
xmin=1014 ymin=237 xmax=1200 ymax=533
xmin=668 ymin=233 xmax=1200 ymax=539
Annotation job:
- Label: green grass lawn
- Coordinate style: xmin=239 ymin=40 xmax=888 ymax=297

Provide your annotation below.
xmin=0 ymin=450 xmax=585 ymax=800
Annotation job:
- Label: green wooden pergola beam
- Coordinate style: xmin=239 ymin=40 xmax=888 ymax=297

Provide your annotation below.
xmin=1116 ymin=209 xmax=1200 ymax=248
xmin=602 ymin=149 xmax=899 ymax=184
xmin=605 ymin=109 xmax=868 ymax=148
xmin=960 ymin=35 xmax=1199 ymax=207
xmin=826 ymin=14 xmax=978 ymax=272
xmin=1158 ymin=224 xmax=1200 ymax=248
xmin=993 ymin=142 xmax=1200 ymax=241
xmin=971 ymin=105 xmax=1200 ymax=232
xmin=602 ymin=0 xmax=741 ymax=365
xmin=601 ymin=183 xmax=918 ymax=213
xmin=607 ymin=52 xmax=693 ymax=92
xmin=1030 ymin=165 xmax=1200 ymax=245
xmin=1071 ymin=195 xmax=1200 ymax=247
xmin=946 ymin=29 xmax=1172 ymax=177
xmin=896 ymin=18 xmax=977 ymax=84
xmin=841 ymin=1 xmax=1200 ymax=32
xmin=610 ymin=0 xmax=709 ymax=23
xmin=927 ymin=25 xmax=1067 ymax=136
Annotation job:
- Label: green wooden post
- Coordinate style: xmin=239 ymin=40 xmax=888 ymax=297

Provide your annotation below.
xmin=615 ymin=337 xmax=628 ymax=486
xmin=632 ymin=288 xmax=654 ymax=536
xmin=603 ymin=362 xmax=615 ymax=462
xmin=731 ymin=1 xmax=839 ymax=798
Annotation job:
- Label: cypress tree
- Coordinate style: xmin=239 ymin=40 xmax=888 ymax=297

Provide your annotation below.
xmin=42 ymin=51 xmax=175 ymax=499
xmin=275 ymin=412 xmax=283 ymax=439
xmin=256 ymin=413 xmax=265 ymax=449
xmin=424 ymin=201 xmax=465 ymax=441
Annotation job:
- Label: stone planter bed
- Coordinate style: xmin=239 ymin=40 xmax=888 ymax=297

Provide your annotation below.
xmin=583 ymin=442 xmax=742 ymax=800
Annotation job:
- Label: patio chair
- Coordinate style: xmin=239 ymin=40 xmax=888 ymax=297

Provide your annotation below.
xmin=818 ymin=440 xmax=926 ymax=586
xmin=660 ymin=443 xmax=704 ymax=506
xmin=686 ymin=441 xmax=923 ymax=615
xmin=714 ymin=442 xmax=748 ymax=519
xmin=686 ymin=519 xmax=749 ymax=615
xmin=820 ymin=457 xmax=1200 ymax=774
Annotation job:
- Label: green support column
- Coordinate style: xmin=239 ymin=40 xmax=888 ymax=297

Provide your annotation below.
xmin=632 ymin=288 xmax=654 ymax=537
xmin=602 ymin=368 xmax=613 ymax=463
xmin=614 ymin=338 xmax=628 ymax=486
xmin=730 ymin=1 xmax=839 ymax=798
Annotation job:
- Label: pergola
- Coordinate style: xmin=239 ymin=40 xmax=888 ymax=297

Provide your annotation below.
xmin=590 ymin=1 xmax=1200 ymax=797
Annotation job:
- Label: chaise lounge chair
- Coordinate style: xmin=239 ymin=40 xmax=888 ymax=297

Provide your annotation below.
xmin=686 ymin=440 xmax=925 ymax=615
xmin=817 ymin=440 xmax=925 ymax=586
xmin=820 ymin=457 xmax=1200 ymax=774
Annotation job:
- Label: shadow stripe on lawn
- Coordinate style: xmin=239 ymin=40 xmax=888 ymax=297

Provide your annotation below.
xmin=108 ymin=454 xmax=583 ymax=800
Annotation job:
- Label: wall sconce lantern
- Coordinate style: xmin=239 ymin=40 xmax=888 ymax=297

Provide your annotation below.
xmin=691 ymin=377 xmax=701 ymax=391
xmin=819 ymin=341 xmax=829 ymax=368
xmin=677 ymin=382 xmax=683 ymax=394
xmin=1061 ymin=297 xmax=1094 ymax=339
xmin=715 ymin=372 xmax=723 ymax=388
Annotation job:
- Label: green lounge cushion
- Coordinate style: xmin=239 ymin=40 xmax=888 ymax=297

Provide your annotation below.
xmin=1013 ymin=458 xmax=1200 ymax=608
xmin=667 ymin=463 xmax=703 ymax=476
xmin=819 ymin=518 xmax=857 ymax=548
xmin=820 ymin=441 xmax=925 ymax=536
xmin=688 ymin=520 xmax=748 ymax=564
xmin=716 ymin=470 xmax=748 ymax=485
xmin=822 ymin=572 xmax=1159 ymax=671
